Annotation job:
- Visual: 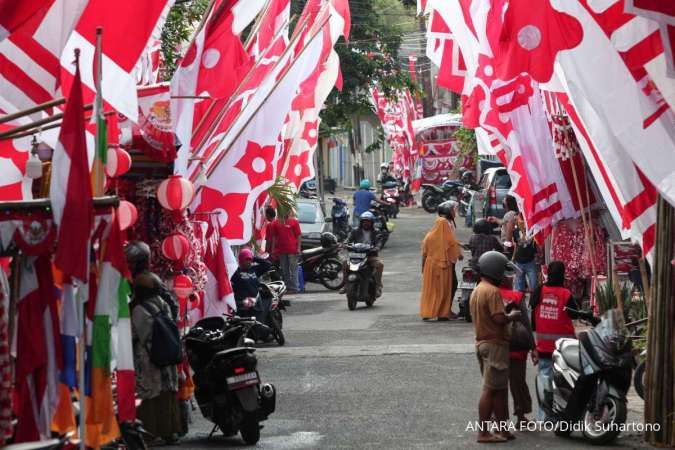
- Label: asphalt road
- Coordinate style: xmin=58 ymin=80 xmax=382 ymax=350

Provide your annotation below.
xmin=181 ymin=206 xmax=648 ymax=449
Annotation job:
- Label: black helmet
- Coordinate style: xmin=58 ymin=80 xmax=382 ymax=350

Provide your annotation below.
xmin=320 ymin=232 xmax=338 ymax=248
xmin=473 ymin=219 xmax=492 ymax=234
xmin=437 ymin=200 xmax=457 ymax=219
xmin=124 ymin=241 xmax=151 ymax=276
xmin=478 ymin=251 xmax=515 ymax=283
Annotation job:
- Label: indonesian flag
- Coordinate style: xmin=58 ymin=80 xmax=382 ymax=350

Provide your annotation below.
xmin=0 ymin=109 xmax=33 ymax=201
xmin=248 ymin=0 xmax=290 ymax=60
xmin=202 ymin=221 xmax=237 ymax=317
xmin=0 ymin=0 xmax=54 ymax=41
xmin=425 ymin=8 xmax=466 ymax=94
xmin=50 ymin=55 xmax=93 ymax=283
xmin=59 ymin=0 xmax=175 ymax=121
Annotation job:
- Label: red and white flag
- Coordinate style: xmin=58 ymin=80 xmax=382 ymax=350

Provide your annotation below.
xmin=59 ymin=0 xmax=175 ymax=121
xmin=248 ymin=0 xmax=291 ymax=60
xmin=425 ymin=7 xmax=466 ymax=94
xmin=202 ymin=221 xmax=237 ymax=317
xmin=49 ymin=55 xmax=93 ymax=282
xmin=0 ymin=0 xmax=54 ymax=41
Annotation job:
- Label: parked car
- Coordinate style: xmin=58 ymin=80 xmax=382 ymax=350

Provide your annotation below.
xmin=478 ymin=167 xmax=511 ymax=219
xmin=297 ymin=199 xmax=332 ymax=250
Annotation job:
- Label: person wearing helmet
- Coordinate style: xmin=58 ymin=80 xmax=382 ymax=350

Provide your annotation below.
xmin=352 ymin=179 xmax=377 ymax=228
xmin=420 ymin=201 xmax=463 ymax=321
xmin=470 ymin=251 xmax=522 ymax=443
xmin=340 ymin=211 xmax=384 ymax=297
xmin=467 ymin=219 xmax=503 ymax=271
xmin=377 ymin=162 xmax=397 ymax=190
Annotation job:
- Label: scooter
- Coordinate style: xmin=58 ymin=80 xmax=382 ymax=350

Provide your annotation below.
xmin=458 ymin=266 xmax=479 ymax=322
xmin=381 ymin=180 xmax=400 ymax=218
xmin=536 ymin=308 xmax=633 ymax=445
xmin=236 ymin=280 xmax=287 ymax=346
xmin=344 ymin=243 xmax=378 ymax=310
xmin=299 ymin=242 xmax=345 ymax=290
xmin=368 ymin=201 xmax=392 ymax=248
xmin=330 ymin=197 xmax=351 ymax=241
xmin=184 ymin=316 xmax=277 ymax=445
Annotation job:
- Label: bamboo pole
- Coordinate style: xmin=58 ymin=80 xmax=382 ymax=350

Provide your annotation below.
xmin=568 ymin=152 xmax=598 ymax=283
xmin=0 ymin=98 xmax=66 ymax=125
xmin=243 ymin=0 xmax=273 ymax=51
xmin=0 ymin=110 xmax=116 ymax=141
xmin=644 ymin=195 xmax=675 ymax=447
xmin=0 ymin=104 xmax=94 ymax=140
xmin=92 ymin=27 xmax=105 ymax=197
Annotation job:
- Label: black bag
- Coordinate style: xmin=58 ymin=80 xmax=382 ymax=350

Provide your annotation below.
xmin=510 ymin=321 xmax=534 ymax=352
xmin=141 ymin=301 xmax=182 ymax=367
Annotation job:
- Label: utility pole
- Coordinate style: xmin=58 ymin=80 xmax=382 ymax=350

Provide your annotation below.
xmin=418 ymin=14 xmax=435 ymax=117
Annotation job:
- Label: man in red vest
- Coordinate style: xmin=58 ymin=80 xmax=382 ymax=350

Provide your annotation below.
xmin=529 ymin=260 xmax=581 ymax=420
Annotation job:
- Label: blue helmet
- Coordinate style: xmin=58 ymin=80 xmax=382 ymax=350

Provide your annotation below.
xmin=360 ymin=179 xmax=371 ymax=189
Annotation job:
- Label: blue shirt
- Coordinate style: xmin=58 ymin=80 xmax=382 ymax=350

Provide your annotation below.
xmin=353 ymin=189 xmax=376 ymax=216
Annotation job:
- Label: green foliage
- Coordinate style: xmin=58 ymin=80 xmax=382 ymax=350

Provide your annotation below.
xmin=160 ymin=0 xmax=210 ymax=80
xmin=267 ymin=177 xmax=297 ymax=219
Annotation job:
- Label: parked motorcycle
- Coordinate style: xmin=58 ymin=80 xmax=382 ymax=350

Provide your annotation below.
xmin=236 ymin=279 xmax=287 ymax=346
xmin=633 ymin=349 xmax=646 ymax=400
xmin=536 ymin=308 xmax=633 ymax=445
xmin=421 ymin=179 xmax=463 ymax=213
xmin=368 ymin=201 xmax=392 ymax=248
xmin=458 ymin=266 xmax=479 ymax=322
xmin=330 ymin=197 xmax=351 ymax=241
xmin=344 ymin=243 xmax=378 ymax=310
xmin=381 ymin=180 xmax=400 ymax=218
xmin=184 ymin=316 xmax=277 ymax=445
xmin=299 ymin=233 xmax=345 ymax=290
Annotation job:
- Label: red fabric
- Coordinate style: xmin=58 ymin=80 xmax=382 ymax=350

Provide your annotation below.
xmin=500 ymin=288 xmax=528 ymax=360
xmin=534 ymin=286 xmax=575 ymax=354
xmin=267 ymin=218 xmax=300 ymax=255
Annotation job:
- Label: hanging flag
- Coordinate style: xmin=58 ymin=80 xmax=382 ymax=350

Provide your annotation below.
xmin=51 ymin=284 xmax=77 ymax=435
xmin=50 ymin=52 xmax=94 ymax=283
xmin=59 ymin=0 xmax=175 ymax=121
xmin=248 ymin=0 xmax=291 ymax=60
xmin=0 ymin=0 xmax=55 ymax=41
xmin=203 ymin=222 xmax=237 ymax=316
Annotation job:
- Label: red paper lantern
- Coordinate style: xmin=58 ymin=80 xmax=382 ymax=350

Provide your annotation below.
xmin=157 ymin=175 xmax=195 ymax=212
xmin=117 ymin=200 xmax=138 ymax=231
xmin=161 ymin=233 xmax=190 ymax=261
xmin=173 ymin=274 xmax=193 ymax=299
xmin=105 ymin=147 xmax=132 ymax=178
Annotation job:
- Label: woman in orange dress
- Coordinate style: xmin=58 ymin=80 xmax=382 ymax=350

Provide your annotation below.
xmin=420 ymin=201 xmax=463 ymax=321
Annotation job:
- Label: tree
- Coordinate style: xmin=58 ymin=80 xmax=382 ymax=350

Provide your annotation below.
xmin=160 ymin=0 xmax=210 ymax=80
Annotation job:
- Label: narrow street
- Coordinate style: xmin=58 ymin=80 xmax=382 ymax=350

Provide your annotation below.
xmin=182 ymin=207 xmax=647 ymax=449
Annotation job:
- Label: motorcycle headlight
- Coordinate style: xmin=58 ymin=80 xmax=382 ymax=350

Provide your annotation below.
xmin=347 ymin=274 xmax=357 ymax=281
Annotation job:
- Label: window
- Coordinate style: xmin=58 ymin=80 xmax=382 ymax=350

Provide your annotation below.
xmin=495 ymin=172 xmax=512 ymax=189
xmin=297 ymin=202 xmax=321 ymax=223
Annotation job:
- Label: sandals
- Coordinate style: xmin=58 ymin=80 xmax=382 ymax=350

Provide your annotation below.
xmin=476 ymin=434 xmax=507 ymax=444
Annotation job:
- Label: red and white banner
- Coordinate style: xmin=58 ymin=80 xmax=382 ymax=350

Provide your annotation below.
xmin=0 ymin=0 xmax=54 ymax=42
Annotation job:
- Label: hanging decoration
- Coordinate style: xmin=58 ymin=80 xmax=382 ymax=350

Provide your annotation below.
xmin=117 ymin=201 xmax=138 ymax=231
xmin=156 ymin=175 xmax=194 ymax=213
xmin=105 ymin=147 xmax=132 ymax=178
xmin=161 ymin=232 xmax=190 ymax=263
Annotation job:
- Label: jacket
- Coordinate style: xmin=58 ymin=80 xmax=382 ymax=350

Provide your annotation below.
xmin=532 ymin=285 xmax=576 ymax=354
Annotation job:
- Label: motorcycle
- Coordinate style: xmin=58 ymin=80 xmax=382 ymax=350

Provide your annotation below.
xmin=632 ymin=349 xmax=646 ymax=400
xmin=5 ymin=433 xmax=75 ymax=450
xmin=536 ymin=308 xmax=633 ymax=445
xmin=421 ymin=179 xmax=463 ymax=213
xmin=368 ymin=201 xmax=392 ymax=248
xmin=184 ymin=316 xmax=277 ymax=445
xmin=458 ymin=266 xmax=479 ymax=322
xmin=344 ymin=243 xmax=378 ymax=310
xmin=330 ymin=197 xmax=351 ymax=241
xmin=299 ymin=242 xmax=345 ymax=290
xmin=381 ymin=180 xmax=400 ymax=218
xmin=236 ymin=280 xmax=287 ymax=346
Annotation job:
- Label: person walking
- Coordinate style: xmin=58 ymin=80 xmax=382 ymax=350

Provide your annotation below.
xmin=467 ymin=219 xmax=503 ymax=270
xmin=352 ymin=179 xmax=377 ymax=228
xmin=267 ymin=211 xmax=302 ymax=293
xmin=470 ymin=251 xmax=521 ymax=443
xmin=420 ymin=201 xmax=463 ymax=321
xmin=499 ymin=283 xmax=535 ymax=428
xmin=130 ymin=272 xmax=184 ymax=444
xmin=529 ymin=261 xmax=580 ymax=420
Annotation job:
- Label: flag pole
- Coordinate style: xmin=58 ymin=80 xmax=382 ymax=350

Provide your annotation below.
xmin=93 ymin=27 xmax=105 ymax=197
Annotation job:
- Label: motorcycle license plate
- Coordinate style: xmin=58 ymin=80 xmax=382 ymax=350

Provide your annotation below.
xmin=226 ymin=372 xmax=258 ymax=389
xmin=458 ymin=281 xmax=477 ymax=290
xmin=349 ymin=252 xmax=365 ymax=259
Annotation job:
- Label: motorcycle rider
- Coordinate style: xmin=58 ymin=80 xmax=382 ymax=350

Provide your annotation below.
xmin=230 ymin=248 xmax=274 ymax=338
xmin=352 ymin=179 xmax=377 ymax=228
xmin=340 ymin=211 xmax=384 ymax=298
xmin=378 ymin=162 xmax=398 ymax=187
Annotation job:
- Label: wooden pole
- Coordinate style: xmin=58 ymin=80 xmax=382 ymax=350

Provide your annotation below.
xmin=0 ymin=104 xmax=94 ymax=140
xmin=568 ymin=152 xmax=598 ymax=283
xmin=92 ymin=27 xmax=105 ymax=197
xmin=644 ymin=195 xmax=675 ymax=447
xmin=243 ymin=0 xmax=273 ymax=51
xmin=0 ymin=110 xmax=115 ymax=141
xmin=0 ymin=98 xmax=66 ymax=125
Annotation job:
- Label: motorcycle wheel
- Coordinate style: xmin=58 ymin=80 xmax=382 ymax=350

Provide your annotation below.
xmin=240 ymin=420 xmax=261 ymax=445
xmin=582 ymin=397 xmax=626 ymax=445
xmin=319 ymin=258 xmax=345 ymax=290
xmin=365 ymin=295 xmax=375 ymax=307
xmin=271 ymin=316 xmax=285 ymax=346
xmin=422 ymin=194 xmax=440 ymax=213
xmin=347 ymin=286 xmax=358 ymax=311
xmin=633 ymin=361 xmax=646 ymax=400
xmin=461 ymin=290 xmax=472 ymax=322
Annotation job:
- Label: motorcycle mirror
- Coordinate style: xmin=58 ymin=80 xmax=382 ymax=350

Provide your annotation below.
xmin=243 ymin=338 xmax=255 ymax=347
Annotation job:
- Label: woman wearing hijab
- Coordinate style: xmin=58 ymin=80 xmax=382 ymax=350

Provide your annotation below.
xmin=420 ymin=201 xmax=463 ymax=321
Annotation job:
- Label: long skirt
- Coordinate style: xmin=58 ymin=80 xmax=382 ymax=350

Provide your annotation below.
xmin=137 ymin=390 xmax=185 ymax=439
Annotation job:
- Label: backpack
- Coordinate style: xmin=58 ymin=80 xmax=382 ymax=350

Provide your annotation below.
xmin=140 ymin=300 xmax=182 ymax=367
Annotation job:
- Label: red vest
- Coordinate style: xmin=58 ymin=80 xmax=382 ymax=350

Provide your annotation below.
xmin=534 ymin=286 xmax=575 ymax=354
xmin=499 ymin=288 xmax=528 ymax=360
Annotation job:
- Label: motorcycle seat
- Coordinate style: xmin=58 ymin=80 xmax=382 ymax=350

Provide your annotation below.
xmin=214 ymin=347 xmax=255 ymax=360
xmin=302 ymin=247 xmax=325 ymax=257
xmin=558 ymin=338 xmax=581 ymax=372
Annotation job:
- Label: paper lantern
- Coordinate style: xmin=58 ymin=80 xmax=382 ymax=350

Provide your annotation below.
xmin=117 ymin=200 xmax=138 ymax=231
xmin=105 ymin=147 xmax=132 ymax=178
xmin=157 ymin=175 xmax=194 ymax=212
xmin=173 ymin=274 xmax=193 ymax=299
xmin=161 ymin=233 xmax=190 ymax=261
